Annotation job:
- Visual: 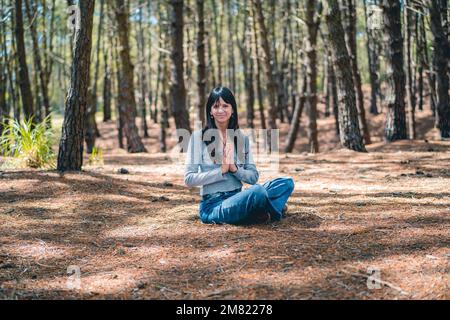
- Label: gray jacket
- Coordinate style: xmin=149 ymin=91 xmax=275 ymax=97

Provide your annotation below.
xmin=184 ymin=130 xmax=259 ymax=196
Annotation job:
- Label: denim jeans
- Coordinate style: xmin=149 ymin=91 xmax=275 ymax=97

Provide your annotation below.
xmin=199 ymin=177 xmax=295 ymax=225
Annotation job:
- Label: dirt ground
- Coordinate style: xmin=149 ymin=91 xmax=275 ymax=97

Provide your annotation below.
xmin=0 ymin=106 xmax=449 ymax=300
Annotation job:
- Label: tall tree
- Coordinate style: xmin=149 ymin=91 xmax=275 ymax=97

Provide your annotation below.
xmin=325 ymin=0 xmax=366 ymax=152
xmin=102 ymin=17 xmax=112 ymax=122
xmin=196 ymin=0 xmax=207 ymax=125
xmin=14 ymin=0 xmax=35 ymax=120
xmin=404 ymin=1 xmax=416 ymax=139
xmin=305 ymin=0 xmax=321 ymax=153
xmin=210 ymin=0 xmax=223 ymax=85
xmin=136 ymin=0 xmax=149 ymax=138
xmin=381 ymin=0 xmax=407 ymax=141
xmin=253 ymin=0 xmax=279 ymax=131
xmin=57 ymin=0 xmax=96 ymax=172
xmin=159 ymin=3 xmax=170 ymax=152
xmin=429 ymin=0 xmax=450 ymax=138
xmin=170 ymin=0 xmax=191 ymax=132
xmin=284 ymin=73 xmax=307 ymax=153
xmin=24 ymin=0 xmax=51 ymax=123
xmin=0 ymin=0 xmax=7 ymax=134
xmin=363 ymin=0 xmax=381 ymax=115
xmin=85 ymin=0 xmax=105 ymax=153
xmin=237 ymin=1 xmax=255 ymax=129
xmin=226 ymin=0 xmax=236 ymax=92
xmin=321 ymin=26 xmax=340 ymax=136
xmin=251 ymin=4 xmax=266 ymax=129
xmin=343 ymin=0 xmax=371 ymax=144
xmin=113 ymin=0 xmax=146 ymax=152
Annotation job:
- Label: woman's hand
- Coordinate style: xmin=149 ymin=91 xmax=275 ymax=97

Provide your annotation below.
xmin=224 ymin=141 xmax=237 ymax=173
xmin=221 ymin=162 xmax=230 ymax=174
xmin=221 ymin=144 xmax=230 ymax=174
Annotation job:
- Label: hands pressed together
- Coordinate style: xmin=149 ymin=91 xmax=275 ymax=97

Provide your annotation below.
xmin=221 ymin=140 xmax=238 ymax=174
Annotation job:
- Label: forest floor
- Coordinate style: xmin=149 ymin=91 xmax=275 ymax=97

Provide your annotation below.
xmin=0 ymin=107 xmax=449 ymax=300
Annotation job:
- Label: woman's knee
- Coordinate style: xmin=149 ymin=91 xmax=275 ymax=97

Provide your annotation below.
xmin=250 ymin=184 xmax=268 ymax=199
xmin=284 ymin=177 xmax=295 ymax=193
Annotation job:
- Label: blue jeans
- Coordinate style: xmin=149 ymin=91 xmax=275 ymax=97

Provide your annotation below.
xmin=199 ymin=177 xmax=295 ymax=225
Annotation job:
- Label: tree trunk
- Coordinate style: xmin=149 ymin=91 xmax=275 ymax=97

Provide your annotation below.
xmin=0 ymin=0 xmax=8 ymax=134
xmin=415 ymin=6 xmax=424 ymax=112
xmin=237 ymin=2 xmax=255 ymax=129
xmin=113 ymin=36 xmax=124 ymax=149
xmin=113 ymin=0 xmax=146 ymax=153
xmin=284 ymin=73 xmax=307 ymax=153
xmin=57 ymin=0 xmax=95 ymax=172
xmin=160 ymin=57 xmax=170 ymax=153
xmin=330 ymin=62 xmax=340 ymax=136
xmin=103 ymin=30 xmax=111 ymax=122
xmin=251 ymin=5 xmax=266 ymax=130
xmin=253 ymin=0 xmax=278 ymax=131
xmin=344 ymin=0 xmax=371 ymax=145
xmin=25 ymin=0 xmax=51 ymax=124
xmin=137 ymin=0 xmax=149 ymax=138
xmin=321 ymin=25 xmax=340 ymax=136
xmin=305 ymin=0 xmax=320 ymax=153
xmin=85 ymin=0 xmax=105 ymax=153
xmin=170 ymin=0 xmax=191 ymax=133
xmin=404 ymin=1 xmax=416 ymax=139
xmin=429 ymin=0 xmax=450 ymax=138
xmin=210 ymin=0 xmax=222 ymax=85
xmin=381 ymin=0 xmax=407 ymax=141
xmin=196 ymin=0 xmax=207 ymax=125
xmin=159 ymin=2 xmax=170 ymax=152
xmin=363 ymin=0 xmax=381 ymax=115
xmin=15 ymin=0 xmax=35 ymax=121
xmin=325 ymin=0 xmax=366 ymax=152
xmin=226 ymin=0 xmax=236 ymax=92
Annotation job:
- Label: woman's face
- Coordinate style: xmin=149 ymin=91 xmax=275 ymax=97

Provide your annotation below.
xmin=210 ymin=97 xmax=233 ymax=125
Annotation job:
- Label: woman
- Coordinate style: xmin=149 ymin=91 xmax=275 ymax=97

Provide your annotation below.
xmin=184 ymin=87 xmax=295 ymax=225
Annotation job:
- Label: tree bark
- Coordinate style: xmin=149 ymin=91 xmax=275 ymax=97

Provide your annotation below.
xmin=363 ymin=0 xmax=381 ymax=115
xmin=381 ymin=0 xmax=407 ymax=141
xmin=325 ymin=0 xmax=366 ymax=152
xmin=305 ymin=0 xmax=320 ymax=153
xmin=429 ymin=0 xmax=450 ymax=138
xmin=85 ymin=0 xmax=105 ymax=153
xmin=253 ymin=0 xmax=279 ymax=131
xmin=284 ymin=73 xmax=307 ymax=153
xmin=57 ymin=0 xmax=95 ymax=172
xmin=113 ymin=0 xmax=146 ymax=152
xmin=170 ymin=0 xmax=191 ymax=133
xmin=25 ymin=0 xmax=51 ymax=124
xmin=14 ymin=0 xmax=35 ymax=121
xmin=344 ymin=0 xmax=371 ymax=145
xmin=196 ymin=0 xmax=207 ymax=125
xmin=237 ymin=2 xmax=255 ymax=129
xmin=102 ymin=28 xmax=111 ymax=122
xmin=251 ymin=4 xmax=266 ymax=130
xmin=404 ymin=1 xmax=416 ymax=139
xmin=136 ymin=0 xmax=149 ymax=138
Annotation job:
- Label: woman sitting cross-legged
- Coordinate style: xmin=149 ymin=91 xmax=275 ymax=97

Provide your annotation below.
xmin=184 ymin=86 xmax=295 ymax=225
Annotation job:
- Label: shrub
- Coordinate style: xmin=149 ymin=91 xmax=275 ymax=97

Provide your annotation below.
xmin=0 ymin=116 xmax=55 ymax=169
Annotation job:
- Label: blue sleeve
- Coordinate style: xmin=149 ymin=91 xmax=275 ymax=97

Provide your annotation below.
xmin=232 ymin=136 xmax=259 ymax=185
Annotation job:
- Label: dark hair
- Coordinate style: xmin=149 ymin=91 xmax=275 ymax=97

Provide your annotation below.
xmin=203 ymin=86 xmax=239 ymax=132
xmin=202 ymin=87 xmax=245 ymax=161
